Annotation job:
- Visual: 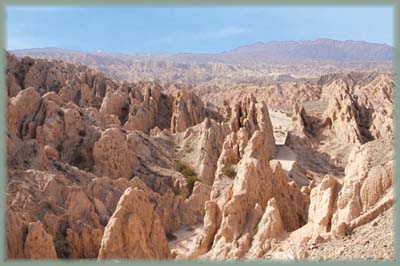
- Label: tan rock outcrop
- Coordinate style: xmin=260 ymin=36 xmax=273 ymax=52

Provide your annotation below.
xmin=178 ymin=118 xmax=228 ymax=185
xmin=227 ymin=94 xmax=276 ymax=159
xmin=171 ymin=88 xmax=206 ymax=133
xmin=321 ymin=82 xmax=364 ymax=144
xmin=93 ymin=128 xmax=138 ymax=179
xmin=195 ymin=201 xmax=221 ymax=256
xmin=216 ymin=129 xmax=249 ymax=176
xmin=7 ymin=87 xmax=42 ymax=137
xmin=247 ymin=198 xmax=285 ymax=258
xmin=23 ymin=221 xmax=57 ymax=259
xmin=180 ymin=182 xmax=212 ymax=225
xmin=42 ymin=91 xmax=65 ymax=106
xmin=196 ymin=128 xmax=307 ymax=259
xmin=99 ymin=90 xmax=129 ymax=119
xmin=124 ymin=83 xmax=172 ymax=133
xmin=98 ymin=187 xmax=171 ymax=259
xmin=214 ymin=94 xmax=277 ymax=184
xmin=307 ymin=176 xmax=339 ymax=238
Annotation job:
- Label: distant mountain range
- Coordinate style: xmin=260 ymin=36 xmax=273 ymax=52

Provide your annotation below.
xmin=11 ymin=39 xmax=393 ymax=84
xmin=225 ymin=38 xmax=393 ymax=61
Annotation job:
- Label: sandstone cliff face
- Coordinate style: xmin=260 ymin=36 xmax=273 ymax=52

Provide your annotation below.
xmin=171 ymin=88 xmax=206 ymax=133
xmin=98 ymin=187 xmax=171 ymax=259
xmin=321 ymin=81 xmax=365 ymax=144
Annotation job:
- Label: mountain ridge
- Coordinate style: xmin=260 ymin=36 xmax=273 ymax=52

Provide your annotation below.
xmin=12 ymin=38 xmax=394 ymax=60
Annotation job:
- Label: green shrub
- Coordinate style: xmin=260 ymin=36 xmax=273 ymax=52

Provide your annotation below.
xmin=186 ymin=175 xmax=198 ymax=192
xmin=223 ymin=164 xmax=236 ymax=178
xmin=174 ymin=160 xmax=198 ymax=192
xmin=174 ymin=160 xmax=196 ymax=177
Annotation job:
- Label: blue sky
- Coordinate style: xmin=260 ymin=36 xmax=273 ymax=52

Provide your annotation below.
xmin=6 ymin=7 xmax=394 ymax=54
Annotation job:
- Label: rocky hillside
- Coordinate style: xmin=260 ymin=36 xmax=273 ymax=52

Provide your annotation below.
xmin=11 ymin=39 xmax=393 ymax=85
xmin=6 ymin=52 xmax=394 ymax=260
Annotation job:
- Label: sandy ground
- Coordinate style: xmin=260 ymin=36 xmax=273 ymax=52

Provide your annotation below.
xmin=305 ymin=208 xmax=394 ymax=260
xmin=270 ymin=109 xmax=298 ymax=174
xmin=276 ymin=145 xmax=297 ymax=173
xmin=264 ymin=206 xmax=394 ymax=261
xmin=271 ymin=110 xmax=310 ymax=186
xmin=169 ymin=224 xmax=203 ymax=259
xmin=270 ymin=110 xmax=292 ymax=145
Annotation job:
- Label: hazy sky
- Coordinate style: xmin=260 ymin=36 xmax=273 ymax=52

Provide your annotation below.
xmin=6 ymin=6 xmax=394 ymax=54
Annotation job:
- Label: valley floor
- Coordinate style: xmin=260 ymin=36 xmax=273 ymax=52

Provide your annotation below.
xmin=305 ymin=208 xmax=394 ymax=260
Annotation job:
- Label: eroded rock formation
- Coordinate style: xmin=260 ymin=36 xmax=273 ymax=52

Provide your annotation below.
xmin=98 ymin=187 xmax=171 ymax=259
xmin=6 ymin=52 xmax=394 ymax=261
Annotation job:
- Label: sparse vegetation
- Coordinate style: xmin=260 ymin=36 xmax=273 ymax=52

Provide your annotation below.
xmin=71 ymin=147 xmax=90 ymax=171
xmin=119 ymin=103 xmax=130 ymax=124
xmin=166 ymin=232 xmax=177 ymax=241
xmin=222 ymin=164 xmax=236 ymax=178
xmin=99 ymin=215 xmax=110 ymax=227
xmin=57 ymin=110 xmax=64 ymax=117
xmin=173 ymin=188 xmax=181 ymax=196
xmin=56 ymin=143 xmax=63 ymax=152
xmin=78 ymin=129 xmax=86 ymax=137
xmin=186 ymin=175 xmax=198 ymax=192
xmin=54 ymin=231 xmax=71 ymax=259
xmin=174 ymin=160 xmax=198 ymax=192
xmin=174 ymin=160 xmax=195 ymax=177
xmin=185 ymin=146 xmax=194 ymax=153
